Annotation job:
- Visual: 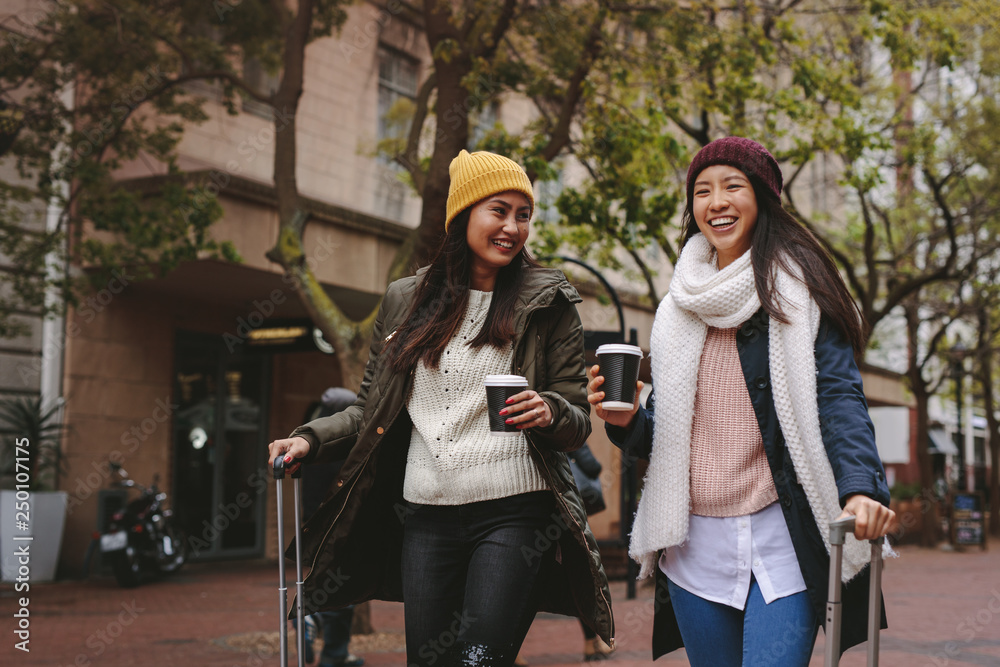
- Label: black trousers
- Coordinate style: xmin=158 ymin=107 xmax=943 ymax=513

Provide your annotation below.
xmin=400 ymin=491 xmax=554 ymax=666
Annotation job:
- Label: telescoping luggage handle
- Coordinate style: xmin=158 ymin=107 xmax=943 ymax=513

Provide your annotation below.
xmin=273 ymin=457 xmax=306 ymax=667
xmin=825 ymin=516 xmax=884 ymax=667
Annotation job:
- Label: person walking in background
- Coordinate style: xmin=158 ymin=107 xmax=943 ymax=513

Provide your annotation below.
xmin=269 ymin=150 xmax=613 ymax=666
xmin=298 ymin=387 xmax=364 ymax=667
xmin=568 ymin=443 xmax=614 ymax=661
xmin=513 ymin=441 xmax=612 ymax=667
xmin=588 ymin=137 xmax=896 ymax=666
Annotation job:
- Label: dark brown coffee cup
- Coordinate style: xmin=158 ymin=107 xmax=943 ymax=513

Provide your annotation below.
xmin=485 ymin=375 xmax=528 ymax=435
xmin=596 ymin=344 xmax=643 ymax=410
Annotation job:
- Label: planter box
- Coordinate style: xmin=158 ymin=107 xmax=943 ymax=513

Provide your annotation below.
xmin=1 ymin=490 xmax=68 ymax=582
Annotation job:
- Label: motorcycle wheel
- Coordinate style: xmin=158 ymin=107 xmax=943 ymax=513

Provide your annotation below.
xmin=110 ymin=547 xmax=141 ymax=588
xmin=157 ymin=523 xmax=187 ymax=574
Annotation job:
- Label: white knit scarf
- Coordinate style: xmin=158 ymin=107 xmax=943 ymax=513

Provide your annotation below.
xmin=632 ymin=234 xmax=870 ymax=582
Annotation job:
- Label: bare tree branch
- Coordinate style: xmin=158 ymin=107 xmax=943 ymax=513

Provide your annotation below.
xmin=472 ymin=0 xmax=519 ymax=60
xmin=623 ymin=244 xmax=659 ymax=304
xmin=529 ymin=5 xmax=608 ymax=178
xmin=394 ymin=71 xmax=437 ymax=193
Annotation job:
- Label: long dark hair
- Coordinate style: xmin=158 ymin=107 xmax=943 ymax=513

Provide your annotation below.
xmin=680 ymin=172 xmax=866 ymax=356
xmin=383 ymin=208 xmax=540 ymax=372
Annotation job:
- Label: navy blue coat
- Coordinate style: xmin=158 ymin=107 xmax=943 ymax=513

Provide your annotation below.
xmin=607 ymin=308 xmax=890 ymax=658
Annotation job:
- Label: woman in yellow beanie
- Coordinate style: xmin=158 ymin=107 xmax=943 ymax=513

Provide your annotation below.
xmin=269 ymin=150 xmax=613 ymax=666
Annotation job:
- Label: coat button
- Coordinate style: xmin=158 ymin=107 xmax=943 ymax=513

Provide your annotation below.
xmin=336 ymin=479 xmax=344 ymax=487
xmin=754 ymin=377 xmax=768 ymax=389
xmin=740 ymin=323 xmax=754 ymax=337
xmin=781 ymin=495 xmax=791 ymax=507
xmin=377 ymin=427 xmax=384 ymax=435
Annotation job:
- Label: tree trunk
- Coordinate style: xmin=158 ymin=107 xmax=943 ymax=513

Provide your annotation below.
xmin=905 ymin=300 xmax=940 ymax=547
xmin=413 ymin=2 xmax=474 ymax=266
xmin=975 ymin=307 xmax=1000 ymax=537
xmin=263 ymin=0 xmax=382 ymax=634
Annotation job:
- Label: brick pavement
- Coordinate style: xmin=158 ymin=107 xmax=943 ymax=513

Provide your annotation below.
xmin=2 ymin=538 xmax=998 ymax=666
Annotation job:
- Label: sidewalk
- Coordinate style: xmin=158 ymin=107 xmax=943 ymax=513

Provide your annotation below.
xmin=2 ymin=539 xmax=998 ymax=666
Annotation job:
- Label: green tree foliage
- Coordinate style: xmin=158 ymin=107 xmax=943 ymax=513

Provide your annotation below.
xmin=0 ymin=1 xmax=269 ymax=337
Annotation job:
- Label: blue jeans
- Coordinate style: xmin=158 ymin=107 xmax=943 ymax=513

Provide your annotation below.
xmin=316 ymin=608 xmax=353 ymax=666
xmin=400 ymin=491 xmax=554 ymax=666
xmin=667 ymin=576 xmax=818 ymax=667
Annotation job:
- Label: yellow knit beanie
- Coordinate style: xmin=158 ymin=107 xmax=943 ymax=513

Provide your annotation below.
xmin=445 ymin=150 xmax=535 ymax=231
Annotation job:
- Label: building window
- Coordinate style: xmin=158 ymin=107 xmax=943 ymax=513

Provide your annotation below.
xmin=376 ymin=46 xmax=419 ymax=220
xmin=181 ymin=23 xmax=224 ymax=102
xmin=535 ymin=165 xmax=564 ymax=225
xmin=469 ymin=101 xmax=499 ymax=151
xmin=242 ymin=57 xmax=280 ymax=119
xmin=377 ymin=46 xmax=418 ymax=152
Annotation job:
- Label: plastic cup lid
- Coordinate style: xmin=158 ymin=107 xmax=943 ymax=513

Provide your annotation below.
xmin=484 ymin=374 xmax=528 ymax=386
xmin=596 ymin=344 xmax=643 ymax=357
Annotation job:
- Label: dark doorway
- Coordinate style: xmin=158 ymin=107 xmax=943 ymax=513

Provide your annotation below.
xmin=172 ymin=331 xmax=270 ymax=559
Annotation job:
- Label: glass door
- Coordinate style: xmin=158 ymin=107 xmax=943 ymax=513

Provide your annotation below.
xmin=172 ymin=331 xmax=270 ymax=559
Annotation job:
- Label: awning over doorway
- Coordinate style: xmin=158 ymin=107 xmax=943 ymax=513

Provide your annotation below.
xmin=928 ymin=428 xmax=959 ymax=456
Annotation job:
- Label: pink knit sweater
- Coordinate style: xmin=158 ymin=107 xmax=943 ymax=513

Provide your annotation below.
xmin=689 ymin=327 xmax=778 ymax=517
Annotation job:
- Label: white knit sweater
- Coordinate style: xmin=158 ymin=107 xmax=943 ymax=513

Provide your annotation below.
xmin=403 ymin=290 xmax=549 ymax=505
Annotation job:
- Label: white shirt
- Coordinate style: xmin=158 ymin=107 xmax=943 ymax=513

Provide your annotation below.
xmin=659 ymin=502 xmax=807 ymax=609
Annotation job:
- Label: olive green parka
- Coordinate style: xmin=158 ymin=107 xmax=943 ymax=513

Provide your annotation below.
xmin=286 ymin=264 xmax=614 ymax=645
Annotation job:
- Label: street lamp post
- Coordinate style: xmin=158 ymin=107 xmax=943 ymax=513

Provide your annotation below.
xmin=951 ymin=340 xmax=967 ymax=492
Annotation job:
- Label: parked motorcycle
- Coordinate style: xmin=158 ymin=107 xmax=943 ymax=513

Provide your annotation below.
xmin=99 ymin=462 xmax=187 ymax=587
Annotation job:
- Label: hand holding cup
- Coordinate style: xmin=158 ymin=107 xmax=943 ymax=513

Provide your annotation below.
xmin=588 ymin=365 xmax=643 ymax=429
xmin=486 ymin=375 xmax=551 ymax=434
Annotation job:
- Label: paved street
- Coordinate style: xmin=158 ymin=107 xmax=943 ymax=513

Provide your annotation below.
xmin=2 ymin=538 xmax=998 ymax=666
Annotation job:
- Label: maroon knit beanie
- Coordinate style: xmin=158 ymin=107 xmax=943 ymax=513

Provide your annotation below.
xmin=686 ymin=137 xmax=783 ymax=201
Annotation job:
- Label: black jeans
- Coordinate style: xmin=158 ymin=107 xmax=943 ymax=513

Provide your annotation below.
xmin=401 ymin=491 xmax=555 ymax=667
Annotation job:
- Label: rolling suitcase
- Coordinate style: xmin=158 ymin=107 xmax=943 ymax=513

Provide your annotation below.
xmin=273 ymin=457 xmax=307 ymax=667
xmin=825 ymin=516 xmax=884 ymax=666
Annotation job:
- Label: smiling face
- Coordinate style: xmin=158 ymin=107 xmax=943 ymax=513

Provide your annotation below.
xmin=465 ymin=191 xmax=531 ymax=291
xmin=691 ymin=164 xmax=759 ymax=269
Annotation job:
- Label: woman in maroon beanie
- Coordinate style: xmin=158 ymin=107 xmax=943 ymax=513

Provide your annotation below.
xmin=588 ymin=137 xmax=896 ymax=665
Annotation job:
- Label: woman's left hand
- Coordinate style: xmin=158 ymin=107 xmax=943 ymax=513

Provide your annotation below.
xmin=838 ymin=494 xmax=897 ymax=541
xmin=501 ymin=390 xmax=553 ymax=429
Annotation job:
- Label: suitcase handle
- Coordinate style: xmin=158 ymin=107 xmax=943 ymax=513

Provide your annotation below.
xmin=829 ymin=516 xmax=856 ymax=546
xmin=272 ymin=456 xmax=303 ymax=480
xmin=273 ymin=457 xmax=306 ymax=666
xmin=825 ymin=516 xmax=884 ymax=667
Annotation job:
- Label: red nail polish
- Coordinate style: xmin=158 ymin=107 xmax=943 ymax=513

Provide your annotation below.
xmin=505 ymin=398 xmax=513 ymax=404
xmin=499 ymin=409 xmax=507 ymax=416
xmin=284 ymin=456 xmax=291 ymax=463
xmin=505 ymin=419 xmax=513 ymax=425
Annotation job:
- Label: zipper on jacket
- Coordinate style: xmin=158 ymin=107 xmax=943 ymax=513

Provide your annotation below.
xmin=526 ymin=434 xmax=616 ymax=646
xmin=304 ymin=393 xmax=411 ymax=578
xmin=303 ymin=358 xmax=418 ymax=580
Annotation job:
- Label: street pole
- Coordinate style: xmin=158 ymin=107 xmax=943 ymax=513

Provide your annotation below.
xmin=951 ymin=340 xmax=966 ymax=492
